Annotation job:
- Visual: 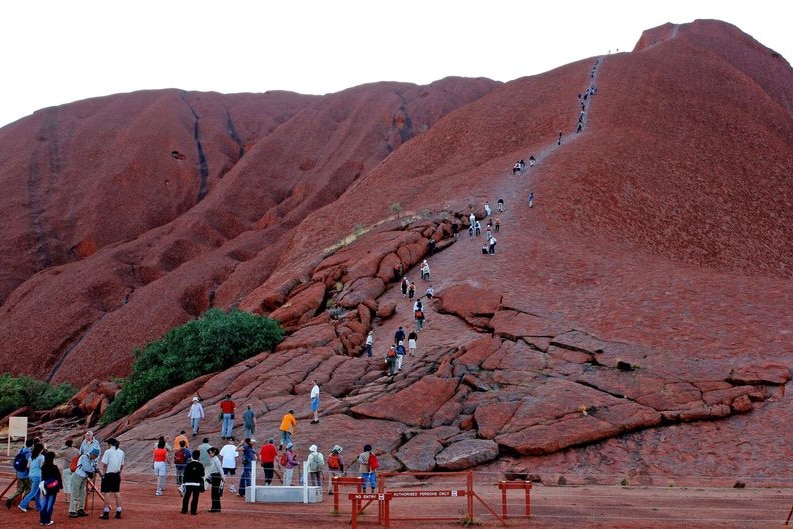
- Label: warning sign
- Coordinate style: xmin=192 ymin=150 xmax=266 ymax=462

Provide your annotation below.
xmin=391 ymin=489 xmax=466 ymax=498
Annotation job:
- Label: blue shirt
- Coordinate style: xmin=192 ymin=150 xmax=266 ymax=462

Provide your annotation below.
xmin=28 ymin=453 xmax=44 ymax=479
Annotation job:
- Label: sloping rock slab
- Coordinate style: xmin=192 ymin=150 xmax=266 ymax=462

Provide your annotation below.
xmin=350 ymin=376 xmax=458 ymax=428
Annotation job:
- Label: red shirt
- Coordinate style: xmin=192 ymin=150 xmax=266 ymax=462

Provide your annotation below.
xmin=259 ymin=443 xmax=278 ymax=464
xmin=153 ymin=448 xmax=167 ymax=463
xmin=220 ymin=399 xmax=236 ymax=414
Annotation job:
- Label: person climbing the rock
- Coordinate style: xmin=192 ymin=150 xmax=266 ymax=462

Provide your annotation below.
xmin=400 ymin=276 xmax=409 ymax=298
xmin=407 ymin=330 xmax=418 ymax=356
xmin=475 ymin=221 xmax=481 ymax=237
xmin=497 ymin=198 xmax=504 ymax=212
xmin=385 ymin=346 xmax=397 ymax=376
xmin=420 ymin=260 xmax=430 ymax=281
xmin=484 ymin=202 xmax=492 ymax=217
xmin=414 ymin=306 xmax=425 ymax=333
xmin=365 ymin=331 xmax=374 ymax=357
xmin=494 ymin=217 xmax=501 ymax=233
xmin=529 ymin=193 xmax=534 ymax=208
xmin=408 ymin=281 xmax=416 ymax=300
xmin=529 ymin=155 xmax=536 ymax=167
xmin=395 ymin=341 xmax=406 ymax=371
xmin=394 ymin=326 xmax=406 ymax=346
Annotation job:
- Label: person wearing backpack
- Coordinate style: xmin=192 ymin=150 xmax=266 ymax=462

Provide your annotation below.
xmin=68 ymin=447 xmax=99 ymax=518
xmin=306 ymin=445 xmax=325 ymax=488
xmin=5 ymin=438 xmax=34 ymax=509
xmin=385 ymin=345 xmax=397 ymax=376
xmin=326 ymin=445 xmax=345 ymax=495
xmin=356 ymin=444 xmax=378 ymax=493
xmin=395 ymin=341 xmax=406 ymax=372
xmin=59 ymin=439 xmax=79 ymax=506
xmin=174 ymin=440 xmax=191 ymax=488
xmin=281 ymin=443 xmax=297 ymax=486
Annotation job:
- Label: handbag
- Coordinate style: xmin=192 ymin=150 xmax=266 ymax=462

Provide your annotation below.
xmin=39 ymin=478 xmax=59 ymax=496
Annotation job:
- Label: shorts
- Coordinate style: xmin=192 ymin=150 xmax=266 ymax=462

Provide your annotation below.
xmin=100 ymin=472 xmax=121 ymax=493
xmin=223 ymin=467 xmax=236 ymax=476
xmin=310 ymin=397 xmax=320 ymax=412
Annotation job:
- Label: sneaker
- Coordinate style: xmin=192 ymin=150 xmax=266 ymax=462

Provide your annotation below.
xmin=18 ymin=505 xmax=27 ymax=512
xmin=155 ymin=491 xmax=163 ymax=496
xmin=99 ymin=512 xmax=109 ymax=519
xmin=115 ymin=511 xmax=121 ymax=519
xmin=228 ymin=485 xmax=236 ymax=494
xmin=77 ymin=510 xmax=88 ymax=517
xmin=68 ymin=513 xmax=79 ymax=518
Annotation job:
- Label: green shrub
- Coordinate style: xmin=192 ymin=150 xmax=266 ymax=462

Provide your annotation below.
xmin=102 ymin=308 xmax=283 ymax=424
xmin=0 ymin=374 xmax=77 ymax=417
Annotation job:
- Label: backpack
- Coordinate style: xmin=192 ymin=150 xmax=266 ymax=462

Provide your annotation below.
xmin=415 ymin=310 xmax=424 ymax=319
xmin=327 ymin=452 xmax=341 ymax=470
xmin=387 ymin=348 xmax=396 ymax=358
xmin=12 ymin=451 xmax=28 ymax=473
xmin=280 ymin=451 xmax=288 ymax=467
xmin=367 ymin=452 xmax=379 ymax=471
xmin=308 ymin=453 xmax=322 ymax=472
xmin=174 ymin=447 xmax=189 ymax=465
xmin=69 ymin=455 xmax=80 ymax=473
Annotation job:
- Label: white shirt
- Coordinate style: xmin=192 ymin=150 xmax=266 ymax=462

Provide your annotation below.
xmin=219 ymin=444 xmax=238 ymax=469
xmin=101 ymin=447 xmax=125 ymax=473
xmin=310 ymin=384 xmax=320 ymax=399
xmin=366 ymin=334 xmax=373 ymax=346
xmin=188 ymin=401 xmax=204 ymax=419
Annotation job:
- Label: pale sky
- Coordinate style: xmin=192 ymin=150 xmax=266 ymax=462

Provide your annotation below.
xmin=0 ymin=1 xmax=789 ymax=129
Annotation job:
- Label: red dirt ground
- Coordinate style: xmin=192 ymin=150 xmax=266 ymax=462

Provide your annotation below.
xmin=1 ymin=473 xmax=790 ymax=529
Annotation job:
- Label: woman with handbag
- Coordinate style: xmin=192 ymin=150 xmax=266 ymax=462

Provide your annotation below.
xmin=206 ymin=447 xmax=224 ymax=512
xmin=39 ymin=451 xmax=63 ymax=526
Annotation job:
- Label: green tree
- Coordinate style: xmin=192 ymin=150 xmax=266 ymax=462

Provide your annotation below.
xmin=102 ymin=308 xmax=283 ymax=424
xmin=0 ymin=374 xmax=76 ymax=417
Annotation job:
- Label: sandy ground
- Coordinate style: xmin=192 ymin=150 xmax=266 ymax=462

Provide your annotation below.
xmin=2 ymin=472 xmax=792 ymax=529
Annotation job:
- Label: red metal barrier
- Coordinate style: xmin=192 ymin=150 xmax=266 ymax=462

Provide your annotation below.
xmin=498 ymin=480 xmax=532 ymax=518
xmin=332 ymin=476 xmax=363 ymax=512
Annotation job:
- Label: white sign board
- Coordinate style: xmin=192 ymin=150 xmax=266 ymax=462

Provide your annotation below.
xmin=6 ymin=416 xmax=28 ymax=456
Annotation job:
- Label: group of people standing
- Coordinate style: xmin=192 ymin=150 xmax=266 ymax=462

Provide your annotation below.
xmin=7 ymin=430 xmax=124 ymax=524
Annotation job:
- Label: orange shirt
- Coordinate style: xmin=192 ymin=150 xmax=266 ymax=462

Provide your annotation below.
xmin=279 ymin=413 xmax=296 ymax=433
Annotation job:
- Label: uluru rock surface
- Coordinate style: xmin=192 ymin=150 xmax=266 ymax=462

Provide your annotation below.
xmin=1 ymin=19 xmax=793 ymax=486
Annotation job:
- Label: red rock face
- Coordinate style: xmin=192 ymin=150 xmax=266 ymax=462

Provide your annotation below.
xmin=2 ymin=20 xmax=793 ymax=484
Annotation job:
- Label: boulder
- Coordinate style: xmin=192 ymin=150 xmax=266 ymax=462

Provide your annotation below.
xmin=435 ymin=439 xmax=499 ymax=470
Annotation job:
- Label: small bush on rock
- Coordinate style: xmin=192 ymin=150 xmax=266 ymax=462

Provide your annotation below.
xmin=0 ymin=374 xmax=77 ymax=418
xmin=102 ymin=308 xmax=283 ymax=424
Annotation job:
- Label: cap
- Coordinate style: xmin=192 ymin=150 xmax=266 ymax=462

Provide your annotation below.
xmin=90 ymin=448 xmax=100 ymax=456
xmin=363 ymin=444 xmax=372 ymax=452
